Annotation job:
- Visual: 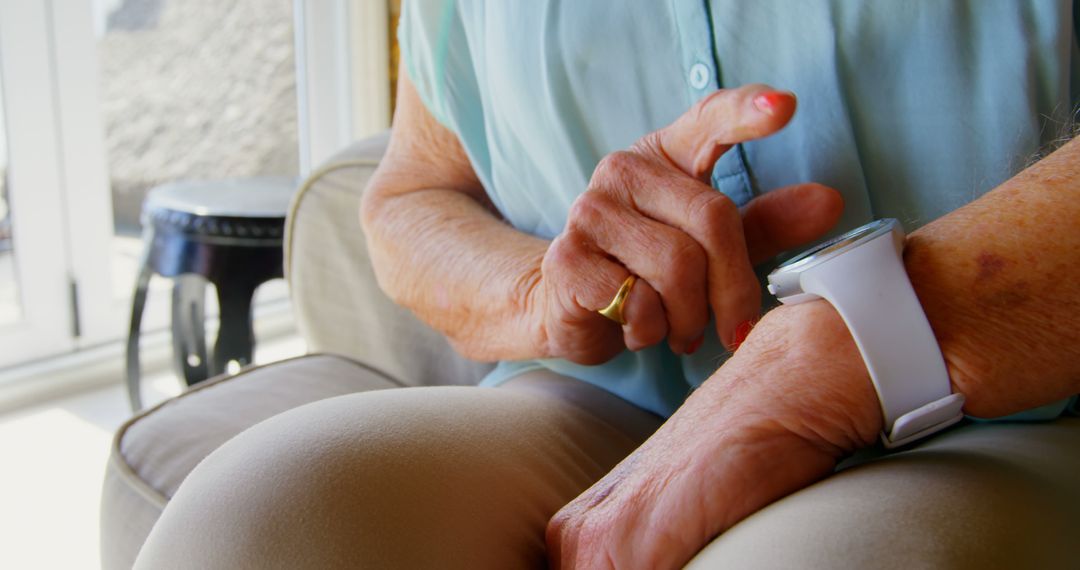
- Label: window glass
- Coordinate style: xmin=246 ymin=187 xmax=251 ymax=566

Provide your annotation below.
xmin=95 ymin=0 xmax=299 ymax=301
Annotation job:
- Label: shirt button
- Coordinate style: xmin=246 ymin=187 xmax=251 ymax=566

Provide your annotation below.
xmin=689 ymin=63 xmax=711 ymax=90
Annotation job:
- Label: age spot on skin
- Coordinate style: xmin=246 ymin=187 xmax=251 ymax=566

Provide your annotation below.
xmin=975 ymin=252 xmax=1008 ymax=281
xmin=973 ymin=252 xmax=1031 ymax=309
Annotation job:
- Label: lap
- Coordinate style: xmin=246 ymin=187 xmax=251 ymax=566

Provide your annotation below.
xmin=688 ymin=417 xmax=1080 ymax=569
xmin=134 ymin=370 xmax=660 ymax=569
xmin=136 ymin=365 xmax=1080 ymax=569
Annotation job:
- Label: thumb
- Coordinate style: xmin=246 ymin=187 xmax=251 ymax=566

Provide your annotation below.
xmin=641 ymin=84 xmax=797 ymax=182
xmin=741 ymin=183 xmax=845 ymax=265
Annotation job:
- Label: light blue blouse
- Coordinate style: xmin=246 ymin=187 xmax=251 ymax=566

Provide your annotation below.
xmin=400 ymin=0 xmax=1080 ymax=419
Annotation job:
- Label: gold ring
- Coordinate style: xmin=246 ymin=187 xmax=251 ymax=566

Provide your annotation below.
xmin=598 ymin=275 xmax=637 ymax=325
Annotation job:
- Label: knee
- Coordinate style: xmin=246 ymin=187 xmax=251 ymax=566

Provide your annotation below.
xmin=134 ymin=387 xmax=601 ymax=569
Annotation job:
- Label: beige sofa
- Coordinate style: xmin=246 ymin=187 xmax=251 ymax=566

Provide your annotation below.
xmin=101 ymin=133 xmax=1080 ymax=569
xmin=99 ymin=133 xmax=493 ymax=569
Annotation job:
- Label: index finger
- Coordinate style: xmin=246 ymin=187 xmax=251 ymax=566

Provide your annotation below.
xmin=622 ymin=86 xmax=794 ymax=346
xmin=641 ymin=85 xmax=796 ymax=183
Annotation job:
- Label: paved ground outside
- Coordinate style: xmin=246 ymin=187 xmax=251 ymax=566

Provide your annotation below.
xmin=100 ymin=0 xmax=299 ymax=232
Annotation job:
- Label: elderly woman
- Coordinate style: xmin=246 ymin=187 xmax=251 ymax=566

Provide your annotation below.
xmin=135 ymin=1 xmax=1080 ymax=568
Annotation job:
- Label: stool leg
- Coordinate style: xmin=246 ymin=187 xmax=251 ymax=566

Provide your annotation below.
xmin=172 ymin=274 xmax=210 ymax=386
xmin=125 ymin=264 xmax=153 ymax=413
xmin=212 ymin=277 xmax=260 ymax=376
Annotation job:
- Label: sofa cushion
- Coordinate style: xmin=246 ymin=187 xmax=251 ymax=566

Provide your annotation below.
xmin=100 ymin=354 xmax=403 ymax=570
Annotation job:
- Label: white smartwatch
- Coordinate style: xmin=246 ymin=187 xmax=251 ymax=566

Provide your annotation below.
xmin=766 ymin=218 xmax=965 ymax=449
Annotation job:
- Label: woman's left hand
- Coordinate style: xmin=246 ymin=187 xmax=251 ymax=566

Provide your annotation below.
xmin=546 ymin=300 xmax=882 ymax=569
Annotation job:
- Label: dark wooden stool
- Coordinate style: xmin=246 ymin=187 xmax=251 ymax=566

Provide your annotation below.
xmin=125 ymin=177 xmax=297 ymax=411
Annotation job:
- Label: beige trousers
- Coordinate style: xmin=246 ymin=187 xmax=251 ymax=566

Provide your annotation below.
xmin=134 ymin=370 xmax=1080 ymax=569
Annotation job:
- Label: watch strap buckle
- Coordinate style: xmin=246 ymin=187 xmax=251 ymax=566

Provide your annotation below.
xmin=881 ymin=393 xmax=966 ymax=449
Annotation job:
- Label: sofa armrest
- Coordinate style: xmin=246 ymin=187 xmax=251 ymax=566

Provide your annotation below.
xmin=285 ymin=132 xmax=493 ymax=386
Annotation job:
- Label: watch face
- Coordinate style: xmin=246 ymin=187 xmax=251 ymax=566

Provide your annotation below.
xmin=777 ymin=218 xmax=897 ymax=273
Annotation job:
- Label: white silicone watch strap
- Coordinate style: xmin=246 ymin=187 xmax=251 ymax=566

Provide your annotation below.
xmin=797 ymin=229 xmax=964 ymax=448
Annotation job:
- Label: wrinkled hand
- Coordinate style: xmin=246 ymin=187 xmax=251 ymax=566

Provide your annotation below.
xmin=546 ymin=300 xmax=883 ymax=569
xmin=531 ymin=85 xmax=843 ymax=365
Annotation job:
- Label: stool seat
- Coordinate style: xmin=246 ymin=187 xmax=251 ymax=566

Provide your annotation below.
xmin=126 ymin=177 xmax=298 ymax=411
xmin=144 ymin=177 xmax=297 ymax=219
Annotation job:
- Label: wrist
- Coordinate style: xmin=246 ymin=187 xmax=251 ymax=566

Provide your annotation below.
xmin=442 ymin=246 xmax=549 ymax=362
xmin=616 ymin=378 xmax=840 ymax=563
xmin=689 ymin=416 xmax=839 ymax=532
xmin=515 ymin=262 xmax=553 ymax=359
xmin=549 ymin=299 xmax=883 ymax=568
xmin=697 ymin=300 xmax=882 ymax=456
xmin=655 ymin=369 xmax=851 ymax=549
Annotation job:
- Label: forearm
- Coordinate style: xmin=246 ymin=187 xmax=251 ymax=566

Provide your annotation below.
xmin=362 ymin=186 xmax=545 ymax=360
xmin=906 ymin=136 xmax=1080 ymax=416
xmin=361 ymin=72 xmax=546 ymax=361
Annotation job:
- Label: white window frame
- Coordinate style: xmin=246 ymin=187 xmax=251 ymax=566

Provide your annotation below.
xmin=295 ymin=0 xmax=390 ymax=175
xmin=0 ymin=0 xmax=76 ymax=368
xmin=51 ymin=0 xmax=123 ymax=347
xmin=347 ymin=0 xmax=392 ymax=141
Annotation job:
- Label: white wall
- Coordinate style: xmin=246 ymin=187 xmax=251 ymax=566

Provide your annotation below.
xmin=294 ymin=0 xmax=390 ymax=174
xmin=348 ymin=0 xmax=390 ymax=139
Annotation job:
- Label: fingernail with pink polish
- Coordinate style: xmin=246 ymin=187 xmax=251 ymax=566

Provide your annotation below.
xmin=686 ymin=335 xmax=705 ymax=355
xmin=753 ymin=91 xmax=792 ymax=116
xmin=732 ymin=320 xmax=755 ymax=348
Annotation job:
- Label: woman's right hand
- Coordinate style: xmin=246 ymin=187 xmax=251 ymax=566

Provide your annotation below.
xmin=530 ymin=85 xmax=844 ymax=364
